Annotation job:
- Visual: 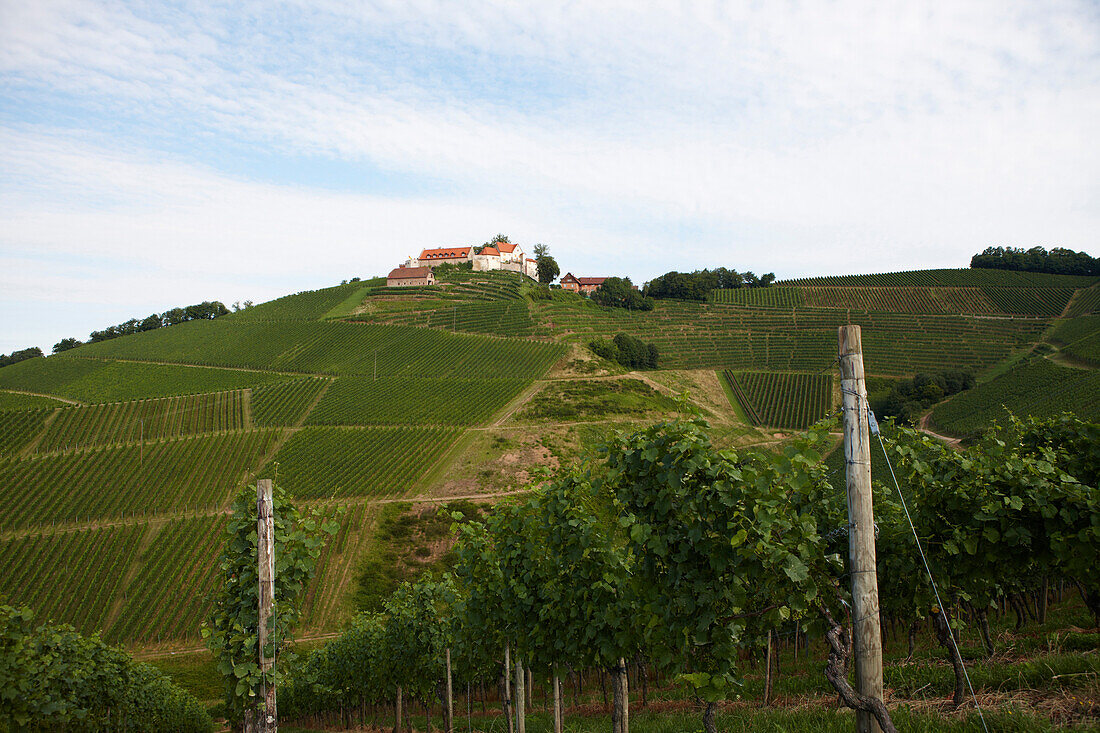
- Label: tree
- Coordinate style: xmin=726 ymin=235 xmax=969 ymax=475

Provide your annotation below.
xmin=0 ymin=347 xmax=43 ymax=368
xmin=591 ymin=277 xmax=653 ymax=311
xmin=52 ymin=338 xmax=82 ymax=354
xmin=537 ymin=256 xmax=560 ymax=285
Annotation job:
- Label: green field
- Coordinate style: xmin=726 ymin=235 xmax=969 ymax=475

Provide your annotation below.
xmin=0 ymin=524 xmax=146 ymax=635
xmin=532 ymin=300 xmax=1044 ymax=376
xmin=229 ymin=281 xmax=370 ymax=321
xmin=72 ymin=320 xmax=565 ymax=378
xmin=258 ymin=425 xmax=463 ymax=500
xmin=38 ymin=390 xmax=249 ymax=452
xmin=0 ymin=390 xmax=65 ymax=410
xmin=721 ymin=371 xmax=832 ymax=429
xmin=0 ymin=408 xmax=52 ymax=457
xmin=930 ymin=359 xmax=1100 ymax=436
xmin=1064 ymin=284 xmax=1100 ymax=318
xmin=105 ymin=515 xmax=229 ymax=643
xmin=353 ymin=300 xmax=536 ymax=337
xmin=251 ymin=377 xmax=331 ymax=426
xmin=707 ymin=287 xmax=804 ymax=307
xmin=306 ymin=377 xmax=531 ymax=426
xmin=780 ymin=267 xmax=1099 ymax=288
xmin=0 ymin=430 xmax=279 ymax=530
xmin=0 ymin=355 xmax=291 ymax=402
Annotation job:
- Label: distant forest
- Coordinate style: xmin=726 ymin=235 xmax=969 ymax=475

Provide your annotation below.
xmin=53 ymin=301 xmax=231 ymax=353
xmin=643 ymin=268 xmax=775 ymax=301
xmin=971 ymin=246 xmax=1098 ymax=276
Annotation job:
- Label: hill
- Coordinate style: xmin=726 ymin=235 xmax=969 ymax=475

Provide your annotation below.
xmin=1 ymin=264 xmax=1097 ymax=652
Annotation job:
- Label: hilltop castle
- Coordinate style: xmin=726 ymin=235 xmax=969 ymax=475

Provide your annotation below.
xmin=403 ymin=238 xmax=538 ymax=280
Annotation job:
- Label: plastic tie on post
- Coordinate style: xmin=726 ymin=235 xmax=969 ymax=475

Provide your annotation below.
xmin=867 ymin=410 xmax=880 ymax=436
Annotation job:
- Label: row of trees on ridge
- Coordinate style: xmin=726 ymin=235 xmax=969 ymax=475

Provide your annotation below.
xmin=970 ymin=246 xmax=1099 ymax=276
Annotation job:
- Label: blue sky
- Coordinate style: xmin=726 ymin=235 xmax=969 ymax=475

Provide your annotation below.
xmin=1 ymin=0 xmax=1098 ymax=353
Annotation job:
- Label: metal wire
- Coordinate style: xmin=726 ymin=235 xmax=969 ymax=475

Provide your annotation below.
xmin=873 ymin=420 xmax=989 ymax=733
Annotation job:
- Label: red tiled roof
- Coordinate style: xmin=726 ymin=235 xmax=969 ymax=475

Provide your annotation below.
xmin=576 ymin=277 xmax=608 ymax=285
xmin=496 ymin=242 xmax=518 ymax=253
xmin=560 ymin=272 xmax=578 ymax=283
xmin=481 ymin=246 xmax=500 ymax=256
xmin=526 ymin=258 xmax=536 ymax=262
xmin=388 ymin=267 xmax=431 ymax=279
xmin=418 ymin=247 xmax=471 ymax=260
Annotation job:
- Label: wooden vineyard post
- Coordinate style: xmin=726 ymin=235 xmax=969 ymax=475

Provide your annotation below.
xmin=256 ymin=478 xmax=277 ymax=733
xmin=445 ymin=647 xmax=454 ymax=733
xmin=514 ymin=653 xmax=526 ymax=733
xmin=553 ymin=670 xmax=562 ymax=733
xmin=838 ymin=325 xmax=884 ymax=733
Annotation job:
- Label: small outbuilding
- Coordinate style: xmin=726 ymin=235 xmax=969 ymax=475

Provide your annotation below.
xmin=387 ymin=266 xmax=436 ymax=287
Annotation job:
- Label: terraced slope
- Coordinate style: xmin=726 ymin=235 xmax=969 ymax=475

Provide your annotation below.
xmin=721 ymin=371 xmax=832 ymax=429
xmin=779 ymin=268 xmax=1098 ymax=288
xmin=930 ymin=359 xmax=1100 ymax=436
xmin=533 ymin=300 xmax=1044 ymax=376
xmin=73 ymin=320 xmax=564 ymax=378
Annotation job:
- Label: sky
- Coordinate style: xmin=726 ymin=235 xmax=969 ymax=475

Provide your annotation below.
xmin=1 ymin=1 xmax=1098 ymax=354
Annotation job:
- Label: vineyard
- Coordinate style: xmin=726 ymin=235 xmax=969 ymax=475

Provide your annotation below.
xmin=230 ymin=280 xmax=372 ymax=321
xmin=251 ymin=377 xmax=331 ymax=426
xmin=533 ymin=299 xmax=1045 ymax=375
xmin=0 ymin=430 xmax=280 ymax=530
xmin=0 ymin=390 xmax=64 ymax=409
xmin=720 ymin=371 xmax=832 ymax=429
xmin=707 ymin=288 xmax=804 ymax=307
xmin=1048 ymin=314 xmax=1100 ymax=367
xmin=930 ymin=359 xmax=1100 ymax=437
xmin=1065 ymin=284 xmax=1100 ymax=318
xmin=72 ymin=319 xmax=566 ymax=378
xmin=306 ymin=377 xmax=532 ymax=426
xmin=37 ymin=390 xmax=249 ymax=453
xmin=257 ymin=425 xmax=463 ymax=500
xmin=353 ymin=300 xmax=535 ymax=337
xmin=779 ymin=267 xmax=1099 ymax=288
xmin=0 ymin=407 xmax=52 ymax=457
xmin=0 ymin=523 xmax=146 ymax=635
xmin=0 ymin=354 xmax=291 ymax=402
xmin=105 ymin=514 xmax=230 ymax=643
xmin=710 ymin=285 xmax=1076 ymax=316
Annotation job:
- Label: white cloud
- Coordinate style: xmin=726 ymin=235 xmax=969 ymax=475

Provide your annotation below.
xmin=0 ymin=0 xmax=1098 ymax=351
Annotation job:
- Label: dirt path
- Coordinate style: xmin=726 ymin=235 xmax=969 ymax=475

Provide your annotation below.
xmin=919 ymin=412 xmax=961 ymax=445
xmin=71 ymin=355 xmax=327 ymax=378
xmin=1 ymin=388 xmax=82 ymax=405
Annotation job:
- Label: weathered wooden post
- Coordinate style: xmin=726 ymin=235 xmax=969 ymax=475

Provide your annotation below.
xmin=839 ymin=325 xmax=884 ymax=733
xmin=514 ymin=653 xmax=526 ymax=733
xmin=445 ymin=647 xmax=454 ymax=733
xmin=256 ymin=478 xmax=277 ymax=733
xmin=552 ymin=670 xmax=562 ymax=733
xmin=503 ymin=642 xmax=514 ymax=733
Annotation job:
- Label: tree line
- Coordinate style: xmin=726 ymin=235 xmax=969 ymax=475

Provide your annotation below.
xmin=53 ymin=301 xmax=232 ymax=354
xmin=970 ymin=246 xmax=1099 ymax=276
xmin=0 ymin=346 xmax=44 ymax=369
xmin=643 ymin=268 xmax=776 ymax=301
xmin=203 ymin=412 xmax=1098 ymax=733
xmin=589 ymin=333 xmax=659 ymax=369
